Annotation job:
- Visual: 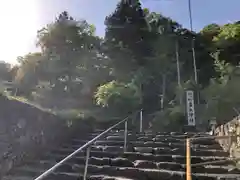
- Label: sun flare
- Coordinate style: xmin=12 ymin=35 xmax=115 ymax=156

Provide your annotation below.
xmin=0 ymin=0 xmax=39 ymax=63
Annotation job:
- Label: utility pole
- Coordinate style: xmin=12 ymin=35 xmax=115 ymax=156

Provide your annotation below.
xmin=175 ymin=40 xmax=182 ymax=105
xmin=188 ymin=0 xmax=198 ymax=85
xmin=140 ymin=81 xmax=143 ymax=133
xmin=188 ymin=0 xmax=199 ymax=104
xmin=161 ymin=74 xmax=166 ymax=110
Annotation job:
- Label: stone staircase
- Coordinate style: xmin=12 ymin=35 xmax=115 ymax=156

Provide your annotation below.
xmin=3 ymin=129 xmax=240 ymax=180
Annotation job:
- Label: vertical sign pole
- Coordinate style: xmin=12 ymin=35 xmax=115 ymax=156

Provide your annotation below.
xmin=124 ymin=121 xmax=128 ymax=152
xmin=83 ymin=146 xmax=91 ymax=180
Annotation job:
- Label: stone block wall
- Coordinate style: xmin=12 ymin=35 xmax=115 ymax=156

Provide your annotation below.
xmin=0 ymin=95 xmax=92 ymax=177
xmin=214 ymin=115 xmax=240 ymax=159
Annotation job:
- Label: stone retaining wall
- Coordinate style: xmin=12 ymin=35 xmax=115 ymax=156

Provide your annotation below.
xmin=214 ymin=115 xmax=240 ymax=159
xmin=0 ymin=95 xmax=92 ymax=177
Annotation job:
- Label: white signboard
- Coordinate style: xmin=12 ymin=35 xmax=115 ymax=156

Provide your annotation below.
xmin=186 ymin=90 xmax=196 ymax=126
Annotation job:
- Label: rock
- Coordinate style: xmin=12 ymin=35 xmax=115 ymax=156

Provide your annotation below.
xmin=115 ymin=167 xmax=148 ymax=180
xmin=111 ymin=157 xmax=134 ymax=167
xmin=56 ymin=163 xmax=75 ymax=172
xmin=228 ymin=167 xmax=240 ymax=173
xmin=104 ymin=146 xmax=123 ymax=152
xmin=107 ymin=136 xmax=123 ymax=141
xmin=90 ymin=157 xmax=110 ymax=166
xmin=230 ymin=142 xmax=240 ymax=159
xmin=191 ymin=166 xmax=206 ymax=173
xmin=89 ymin=175 xmax=104 ymax=180
xmin=171 ymin=148 xmax=184 ymax=154
xmin=153 ymin=147 xmax=170 ymax=154
xmin=137 ymin=137 xmax=152 ymax=141
xmin=142 ymin=169 xmax=185 ymax=180
xmin=134 ymin=147 xmax=153 ymax=153
xmin=134 ymin=160 xmax=158 ymax=169
xmin=91 ymin=146 xmax=104 ymax=151
xmin=157 ymin=162 xmax=183 ymax=171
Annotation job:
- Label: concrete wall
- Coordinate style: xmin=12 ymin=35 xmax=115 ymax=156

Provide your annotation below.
xmin=0 ymin=95 xmax=92 ymax=177
xmin=214 ymin=115 xmax=240 ymax=159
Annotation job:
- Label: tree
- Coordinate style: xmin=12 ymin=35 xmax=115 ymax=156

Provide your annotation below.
xmin=201 ymin=23 xmax=221 ymax=41
xmin=104 ymin=0 xmax=153 ymax=79
xmin=0 ymin=61 xmax=11 ymax=81
xmin=95 ymin=80 xmax=141 ymax=116
xmin=138 ymin=11 xmax=182 ymax=112
xmin=37 ymin=11 xmax=100 ymax=97
xmin=213 ymin=22 xmax=240 ymax=65
xmin=201 ymin=53 xmax=240 ymax=125
xmin=14 ymin=53 xmax=44 ymax=96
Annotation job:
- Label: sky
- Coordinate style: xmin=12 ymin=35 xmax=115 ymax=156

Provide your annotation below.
xmin=0 ymin=0 xmax=240 ymax=64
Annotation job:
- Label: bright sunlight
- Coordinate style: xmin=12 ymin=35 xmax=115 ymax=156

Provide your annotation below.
xmin=0 ymin=0 xmax=39 ymax=63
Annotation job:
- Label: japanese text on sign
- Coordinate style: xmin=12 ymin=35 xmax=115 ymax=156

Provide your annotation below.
xmin=186 ymin=90 xmax=196 ymax=126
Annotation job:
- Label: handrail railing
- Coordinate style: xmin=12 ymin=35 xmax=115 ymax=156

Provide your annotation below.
xmin=34 ymin=110 xmax=140 ymax=180
xmin=186 ymin=134 xmax=240 ymax=180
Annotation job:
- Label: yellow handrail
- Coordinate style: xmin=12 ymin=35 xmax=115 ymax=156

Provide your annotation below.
xmin=186 ymin=138 xmax=192 ymax=180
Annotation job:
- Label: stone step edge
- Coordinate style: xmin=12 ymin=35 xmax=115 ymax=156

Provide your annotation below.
xmin=13 ymin=165 xmax=240 ymax=178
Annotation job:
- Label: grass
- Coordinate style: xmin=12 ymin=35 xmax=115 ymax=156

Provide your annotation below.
xmin=4 ymin=94 xmax=117 ymax=122
xmin=6 ymin=95 xmax=92 ymax=121
xmin=7 ymin=95 xmax=54 ymax=114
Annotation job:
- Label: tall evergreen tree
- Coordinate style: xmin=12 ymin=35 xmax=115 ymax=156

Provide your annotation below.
xmin=104 ymin=0 xmax=153 ymax=76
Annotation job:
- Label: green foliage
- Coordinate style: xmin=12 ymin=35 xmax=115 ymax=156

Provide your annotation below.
xmin=0 ymin=62 xmax=12 ymax=81
xmin=214 ymin=23 xmax=240 ymax=42
xmin=95 ymin=81 xmax=141 ymax=115
xmin=201 ymin=23 xmax=221 ymax=40
xmin=201 ymin=22 xmax=240 ymax=65
xmin=14 ymin=53 xmax=44 ymax=96
xmin=200 ymin=56 xmax=240 ymax=124
xmin=36 ymin=11 xmax=102 ymax=97
xmin=55 ymin=109 xmax=86 ymax=120
xmin=104 ymin=0 xmax=154 ymax=77
xmin=152 ymin=106 xmax=185 ymax=132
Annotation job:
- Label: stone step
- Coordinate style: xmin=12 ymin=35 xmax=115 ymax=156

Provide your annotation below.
xmin=105 ymin=136 xmax=188 ymax=143
xmin=54 ymin=145 xmax=228 ymax=157
xmin=27 ymin=156 xmax=238 ymax=175
xmin=3 ymin=129 xmax=234 ymax=180
xmin=90 ymin=131 xmax=208 ymax=137
xmin=67 ymin=142 xmax=223 ymax=152
xmin=69 ymin=139 xmax=222 ymax=150
xmin=2 ymin=164 xmax=184 ymax=180
xmin=191 ymin=165 xmax=240 ymax=174
xmin=88 ymin=175 xmax=135 ymax=180
xmin=10 ymin=163 xmax=240 ymax=180
xmin=44 ymin=151 xmax=233 ymax=165
xmin=23 ymin=158 xmax=184 ymax=172
xmin=4 ymin=171 xmax=83 ymax=180
xmin=75 ymin=135 xmax=188 ymax=142
xmin=3 ymin=175 xmax=36 ymax=180
xmin=95 ymin=132 xmax=209 ymax=138
xmin=192 ymin=139 xmax=221 ymax=146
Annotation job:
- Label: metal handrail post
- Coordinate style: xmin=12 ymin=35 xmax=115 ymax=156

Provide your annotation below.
xmin=140 ymin=109 xmax=143 ymax=132
xmin=124 ymin=121 xmax=128 ymax=152
xmin=186 ymin=138 xmax=192 ymax=180
xmin=83 ymin=146 xmax=91 ymax=180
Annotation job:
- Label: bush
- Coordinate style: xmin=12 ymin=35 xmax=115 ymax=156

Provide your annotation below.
xmin=95 ymin=81 xmax=141 ymax=117
xmin=152 ymin=106 xmax=186 ymax=132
